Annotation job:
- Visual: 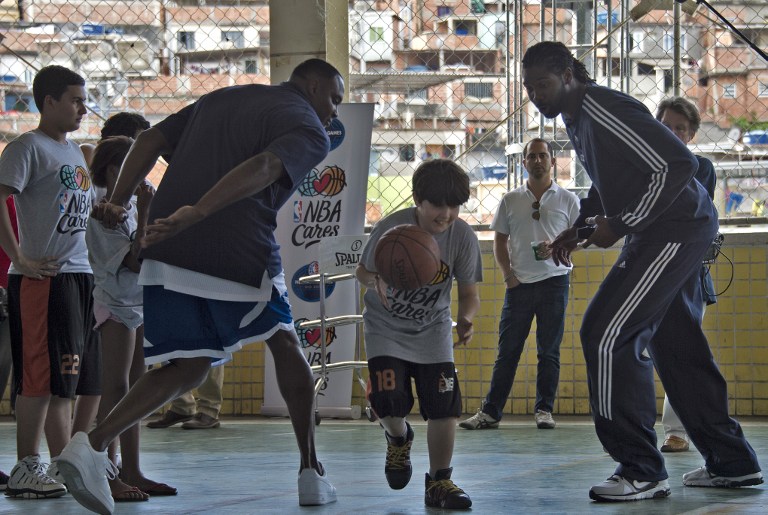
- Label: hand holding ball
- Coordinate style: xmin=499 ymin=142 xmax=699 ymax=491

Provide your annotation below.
xmin=374 ymin=224 xmax=440 ymax=290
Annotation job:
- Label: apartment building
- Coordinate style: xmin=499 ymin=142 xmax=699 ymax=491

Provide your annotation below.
xmin=0 ymin=0 xmax=765 ymax=215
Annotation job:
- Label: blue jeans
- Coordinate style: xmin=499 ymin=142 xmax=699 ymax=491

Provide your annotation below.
xmin=482 ymin=274 xmax=569 ymax=420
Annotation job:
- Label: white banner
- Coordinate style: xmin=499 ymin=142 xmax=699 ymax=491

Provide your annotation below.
xmin=261 ymin=103 xmax=374 ymax=418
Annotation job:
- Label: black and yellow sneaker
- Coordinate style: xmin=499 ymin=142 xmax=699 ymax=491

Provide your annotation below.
xmin=425 ymin=467 xmax=472 ymax=509
xmin=384 ymin=422 xmax=414 ymax=490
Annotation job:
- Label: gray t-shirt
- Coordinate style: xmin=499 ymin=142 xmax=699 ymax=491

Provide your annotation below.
xmin=86 ymin=202 xmax=143 ymax=329
xmin=361 ymin=207 xmax=482 ymax=364
xmin=0 ymin=130 xmax=92 ymax=274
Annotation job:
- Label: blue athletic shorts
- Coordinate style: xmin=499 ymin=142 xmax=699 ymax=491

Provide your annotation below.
xmin=143 ymin=284 xmax=294 ymax=365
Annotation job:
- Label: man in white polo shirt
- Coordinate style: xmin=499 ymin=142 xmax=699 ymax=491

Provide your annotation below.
xmin=461 ymin=138 xmax=579 ymax=430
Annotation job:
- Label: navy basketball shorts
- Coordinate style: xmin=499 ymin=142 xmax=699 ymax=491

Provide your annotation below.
xmin=367 ymin=356 xmax=461 ymax=421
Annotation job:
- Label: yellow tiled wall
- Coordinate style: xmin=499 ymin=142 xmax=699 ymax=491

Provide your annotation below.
xmin=1 ymin=233 xmax=764 ymax=418
xmin=458 ymin=234 xmax=768 ymax=418
xmin=218 ymin=232 xmax=767 ymax=419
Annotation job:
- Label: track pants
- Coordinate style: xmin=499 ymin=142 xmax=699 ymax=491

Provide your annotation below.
xmin=581 ymin=239 xmax=760 ymax=481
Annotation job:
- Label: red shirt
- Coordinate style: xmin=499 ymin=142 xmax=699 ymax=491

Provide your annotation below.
xmin=0 ymin=197 xmax=19 ymax=288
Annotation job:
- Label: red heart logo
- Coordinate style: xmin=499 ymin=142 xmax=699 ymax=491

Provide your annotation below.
xmin=306 ymin=328 xmax=321 ymax=344
xmin=313 ymin=174 xmax=331 ymax=192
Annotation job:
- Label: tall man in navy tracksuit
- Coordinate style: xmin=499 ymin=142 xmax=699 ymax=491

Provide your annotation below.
xmin=521 ymin=41 xmax=762 ymax=502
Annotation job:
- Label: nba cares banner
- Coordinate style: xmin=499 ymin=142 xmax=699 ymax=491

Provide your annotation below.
xmin=261 ymin=103 xmax=374 ymax=418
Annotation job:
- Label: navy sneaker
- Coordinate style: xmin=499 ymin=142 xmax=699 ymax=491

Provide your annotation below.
xmin=425 ymin=467 xmax=472 ymax=509
xmin=384 ymin=422 xmax=414 ymax=490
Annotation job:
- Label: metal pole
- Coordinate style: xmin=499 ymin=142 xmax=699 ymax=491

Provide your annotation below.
xmin=620 ymin=0 xmax=629 ymax=93
xmin=506 ymin=1 xmax=514 ymax=192
xmin=514 ymin=0 xmax=524 ymax=189
xmin=538 ymin=0 xmax=545 ymax=143
xmin=673 ymin=0 xmax=681 ymax=96
xmin=606 ymin=0 xmax=613 ymax=89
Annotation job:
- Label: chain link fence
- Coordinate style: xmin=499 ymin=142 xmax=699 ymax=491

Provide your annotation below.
xmin=1 ymin=1 xmax=766 ymax=224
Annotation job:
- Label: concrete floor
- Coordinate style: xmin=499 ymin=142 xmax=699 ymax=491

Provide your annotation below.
xmin=1 ymin=415 xmax=766 ymax=514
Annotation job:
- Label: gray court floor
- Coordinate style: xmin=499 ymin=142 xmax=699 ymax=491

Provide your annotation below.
xmin=1 ymin=415 xmax=766 ymax=514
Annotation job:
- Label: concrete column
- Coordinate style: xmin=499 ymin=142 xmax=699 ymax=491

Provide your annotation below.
xmin=269 ymin=0 xmax=349 ymax=100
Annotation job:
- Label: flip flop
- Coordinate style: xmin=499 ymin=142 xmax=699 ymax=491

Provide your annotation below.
xmin=141 ymin=481 xmax=178 ymax=496
xmin=113 ymin=486 xmax=149 ymax=502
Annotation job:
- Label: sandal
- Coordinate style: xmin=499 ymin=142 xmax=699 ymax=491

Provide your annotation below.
xmin=113 ymin=486 xmax=149 ymax=502
xmin=140 ymin=480 xmax=178 ymax=496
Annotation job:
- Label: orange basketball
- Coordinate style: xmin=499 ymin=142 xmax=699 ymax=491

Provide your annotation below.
xmin=374 ymin=224 xmax=440 ymax=290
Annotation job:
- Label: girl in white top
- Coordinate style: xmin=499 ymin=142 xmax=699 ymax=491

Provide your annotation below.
xmin=85 ymin=136 xmax=173 ymax=500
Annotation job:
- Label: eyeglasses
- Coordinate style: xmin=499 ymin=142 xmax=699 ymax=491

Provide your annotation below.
xmin=532 ymin=201 xmax=541 ymax=220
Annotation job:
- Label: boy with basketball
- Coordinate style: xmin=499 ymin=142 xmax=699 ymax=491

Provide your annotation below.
xmin=356 ymin=159 xmax=481 ymax=509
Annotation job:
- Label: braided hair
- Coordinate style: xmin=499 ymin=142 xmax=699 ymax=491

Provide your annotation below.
xmin=522 ymin=41 xmax=594 ymax=84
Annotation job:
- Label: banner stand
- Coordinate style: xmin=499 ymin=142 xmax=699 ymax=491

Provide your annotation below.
xmin=261 ymin=103 xmax=374 ymax=419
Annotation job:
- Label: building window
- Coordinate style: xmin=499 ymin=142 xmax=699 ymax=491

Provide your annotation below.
xmin=406 ymin=88 xmax=428 ymax=103
xmin=637 ymin=62 xmax=654 ymax=76
xmin=4 ymin=93 xmax=36 ymax=113
xmin=178 ymin=31 xmax=195 ymax=51
xmin=758 ymin=80 xmax=768 ymax=98
xmin=221 ymin=30 xmax=244 ymax=48
xmin=470 ymin=0 xmax=485 ymax=14
xmin=723 ymin=83 xmax=737 ymax=99
xmin=663 ymin=32 xmax=687 ymax=53
xmin=454 ymin=20 xmax=477 ymax=36
xmin=630 ymin=31 xmax=644 ymax=53
xmin=399 ymin=144 xmax=415 ymax=162
xmin=245 ymin=60 xmax=258 ymax=74
xmin=663 ymin=33 xmax=673 ymax=52
xmin=437 ymin=6 xmax=452 ymax=17
xmin=369 ymin=26 xmax=384 ymax=43
xmin=465 ymin=82 xmax=493 ymax=100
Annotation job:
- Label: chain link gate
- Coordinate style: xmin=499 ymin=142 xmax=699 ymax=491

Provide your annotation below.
xmin=1 ymin=1 xmax=766 ymax=224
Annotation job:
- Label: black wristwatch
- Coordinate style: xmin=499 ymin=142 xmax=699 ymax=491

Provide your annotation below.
xmin=576 ymin=225 xmax=596 ymax=240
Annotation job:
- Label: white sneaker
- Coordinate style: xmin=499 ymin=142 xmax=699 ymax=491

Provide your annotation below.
xmin=459 ymin=410 xmax=499 ymax=430
xmin=683 ymin=467 xmax=764 ymax=488
xmin=534 ymin=410 xmax=556 ymax=429
xmin=46 ymin=459 xmax=64 ymax=485
xmin=298 ymin=464 xmax=337 ymax=506
xmin=5 ymin=455 xmax=67 ymax=499
xmin=56 ymin=432 xmax=117 ymax=515
xmin=589 ymin=474 xmax=670 ymax=502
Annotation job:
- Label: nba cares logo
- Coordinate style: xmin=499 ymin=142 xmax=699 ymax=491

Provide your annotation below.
xmin=294 ymin=318 xmax=338 ymax=349
xmin=297 ymin=165 xmax=347 ymax=198
xmin=59 ymin=165 xmax=91 ymax=191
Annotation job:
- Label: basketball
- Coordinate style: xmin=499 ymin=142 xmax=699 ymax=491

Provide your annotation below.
xmin=374 ymin=224 xmax=441 ymax=290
